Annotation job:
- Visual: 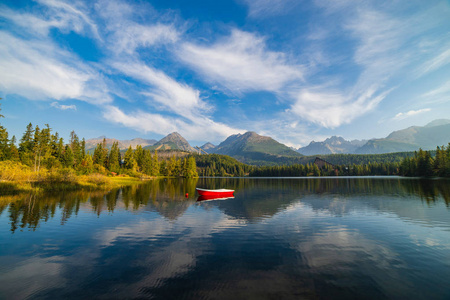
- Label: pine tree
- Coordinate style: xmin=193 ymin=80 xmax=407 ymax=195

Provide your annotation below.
xmin=70 ymin=131 xmax=81 ymax=166
xmin=124 ymin=146 xmax=137 ymax=171
xmin=0 ymin=125 xmax=8 ymax=161
xmin=63 ymin=145 xmax=75 ymax=168
xmin=93 ymin=141 xmax=107 ymax=166
xmin=142 ymin=150 xmax=153 ymax=175
xmin=107 ymin=141 xmax=121 ymax=173
xmin=79 ymin=154 xmax=94 ymax=174
xmin=19 ymin=123 xmax=34 ymax=165
xmin=32 ymin=125 xmax=43 ymax=172
xmin=134 ymin=145 xmax=144 ymax=172
xmin=186 ymin=156 xmax=198 ymax=178
xmin=9 ymin=135 xmax=19 ymax=161
xmin=152 ymin=150 xmax=159 ymax=176
xmin=80 ymin=138 xmax=86 ymax=159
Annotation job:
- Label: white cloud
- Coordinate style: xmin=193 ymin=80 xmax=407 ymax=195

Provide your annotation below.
xmin=111 ymin=61 xmax=209 ymax=119
xmin=0 ymin=0 xmax=111 ymax=106
xmin=393 ymin=108 xmax=431 ymax=120
xmin=422 ymin=81 xmax=450 ymax=104
xmin=95 ymin=0 xmax=180 ymax=55
xmin=178 ymin=29 xmax=303 ymax=93
xmin=103 ymin=105 xmax=242 ymax=141
xmin=0 ymin=0 xmax=99 ymax=38
xmin=0 ymin=31 xmax=107 ymax=103
xmin=416 ymin=48 xmax=450 ymax=77
xmin=112 ymin=24 xmax=179 ymax=55
xmin=51 ymin=102 xmax=77 ymax=110
xmin=285 ymin=1 xmax=448 ymax=129
xmin=241 ymin=0 xmax=299 ymax=18
xmin=102 ymin=105 xmax=178 ymax=134
xmin=289 ymin=88 xmax=387 ymax=128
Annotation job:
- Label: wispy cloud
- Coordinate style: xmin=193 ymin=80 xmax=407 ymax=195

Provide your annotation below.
xmin=51 ymin=102 xmax=77 ymax=110
xmin=416 ymin=48 xmax=450 ymax=78
xmin=0 ymin=0 xmax=100 ymax=38
xmin=178 ymin=29 xmax=303 ymax=94
xmin=393 ymin=108 xmax=431 ymax=121
xmin=0 ymin=31 xmax=108 ymax=104
xmin=103 ymin=105 xmax=242 ymax=141
xmin=289 ymin=87 xmax=388 ymax=128
xmin=287 ymin=0 xmax=449 ymax=129
xmin=241 ymin=0 xmax=300 ymax=18
xmin=422 ymin=81 xmax=450 ymax=104
xmin=112 ymin=24 xmax=179 ymax=55
xmin=110 ymin=61 xmax=209 ymax=119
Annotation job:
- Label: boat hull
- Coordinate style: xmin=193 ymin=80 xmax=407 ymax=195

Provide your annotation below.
xmin=196 ymin=188 xmax=234 ymax=197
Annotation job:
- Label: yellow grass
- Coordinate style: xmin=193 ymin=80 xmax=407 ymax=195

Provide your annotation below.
xmin=0 ymin=161 xmax=152 ymax=194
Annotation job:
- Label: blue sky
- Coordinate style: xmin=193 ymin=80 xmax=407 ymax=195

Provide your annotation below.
xmin=0 ymin=0 xmax=449 ymax=147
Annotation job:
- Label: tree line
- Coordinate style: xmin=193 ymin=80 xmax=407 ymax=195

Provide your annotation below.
xmin=399 ymin=146 xmax=450 ymax=177
xmin=249 ymin=146 xmax=450 ymax=178
xmin=0 ymin=118 xmax=197 ymax=178
xmin=193 ymin=154 xmax=254 ymax=177
xmin=250 ymin=161 xmax=401 ymax=177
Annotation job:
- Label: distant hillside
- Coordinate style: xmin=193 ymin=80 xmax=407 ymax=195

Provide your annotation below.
xmin=145 ymin=132 xmax=197 ymax=152
xmin=200 ymin=142 xmax=216 ymax=152
xmin=85 ymin=137 xmax=156 ymax=151
xmin=355 ymin=119 xmax=450 ymax=154
xmin=297 ymin=136 xmax=367 ymax=155
xmin=210 ymin=131 xmax=302 ymax=165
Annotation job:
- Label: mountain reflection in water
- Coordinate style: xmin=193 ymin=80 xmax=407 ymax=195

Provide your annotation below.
xmin=0 ymin=177 xmax=449 ymax=299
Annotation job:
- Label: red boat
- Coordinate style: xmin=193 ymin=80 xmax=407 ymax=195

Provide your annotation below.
xmin=196 ymin=188 xmax=234 ymax=197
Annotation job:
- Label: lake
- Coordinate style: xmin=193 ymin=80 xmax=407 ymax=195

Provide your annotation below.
xmin=1 ymin=177 xmax=450 ymax=299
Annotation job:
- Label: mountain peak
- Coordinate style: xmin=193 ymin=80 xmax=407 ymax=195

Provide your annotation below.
xmin=424 ymin=119 xmax=450 ymax=128
xmin=201 ymin=142 xmax=216 ymax=150
xmin=211 ymin=131 xmax=301 ymax=163
xmin=297 ymin=136 xmax=364 ymax=155
xmin=153 ymin=132 xmax=196 ymax=152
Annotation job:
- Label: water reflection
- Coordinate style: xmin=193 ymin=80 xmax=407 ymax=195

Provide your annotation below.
xmin=1 ymin=177 xmax=450 ymax=233
xmin=1 ymin=177 xmax=450 ymax=299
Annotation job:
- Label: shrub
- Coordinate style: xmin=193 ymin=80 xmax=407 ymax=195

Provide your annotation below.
xmin=42 ymin=168 xmax=77 ymax=184
xmin=84 ymin=173 xmax=111 ymax=186
xmin=0 ymin=161 xmax=35 ymax=181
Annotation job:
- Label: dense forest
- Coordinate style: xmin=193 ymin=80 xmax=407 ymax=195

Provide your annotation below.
xmin=0 ymin=122 xmax=198 ymax=178
xmin=250 ymin=145 xmax=450 ymax=178
xmin=193 ymin=154 xmax=254 ymax=177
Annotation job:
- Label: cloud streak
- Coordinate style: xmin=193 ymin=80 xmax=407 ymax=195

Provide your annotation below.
xmin=178 ymin=29 xmax=303 ymax=94
xmin=51 ymin=102 xmax=77 ymax=110
xmin=393 ymin=108 xmax=431 ymax=121
xmin=0 ymin=31 xmax=107 ymax=103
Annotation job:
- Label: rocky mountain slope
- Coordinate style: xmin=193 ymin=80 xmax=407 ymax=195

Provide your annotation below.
xmin=354 ymin=119 xmax=450 ymax=154
xmin=297 ymin=136 xmax=367 ymax=155
xmin=145 ymin=132 xmax=197 ymax=152
xmin=209 ymin=131 xmax=302 ymax=164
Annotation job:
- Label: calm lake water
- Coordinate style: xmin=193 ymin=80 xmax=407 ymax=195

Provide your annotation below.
xmin=1 ymin=177 xmax=450 ymax=299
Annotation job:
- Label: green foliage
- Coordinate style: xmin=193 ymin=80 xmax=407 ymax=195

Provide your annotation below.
xmin=399 ymin=145 xmax=450 ymax=177
xmin=194 ymin=154 xmax=253 ymax=176
xmin=107 ymin=141 xmax=121 ymax=173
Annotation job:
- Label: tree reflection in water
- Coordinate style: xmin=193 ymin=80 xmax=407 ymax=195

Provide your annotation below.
xmin=1 ymin=177 xmax=449 ymax=233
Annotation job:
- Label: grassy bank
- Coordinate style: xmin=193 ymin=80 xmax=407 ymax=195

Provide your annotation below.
xmin=0 ymin=161 xmax=149 ymax=194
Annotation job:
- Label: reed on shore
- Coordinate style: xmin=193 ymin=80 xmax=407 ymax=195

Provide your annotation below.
xmin=0 ymin=161 xmax=147 ymax=194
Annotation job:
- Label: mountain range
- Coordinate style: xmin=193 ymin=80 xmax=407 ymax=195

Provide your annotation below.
xmin=354 ymin=119 xmax=450 ymax=154
xmin=85 ymin=119 xmax=450 ymax=164
xmin=297 ymin=136 xmax=367 ymax=155
xmin=85 ymin=137 xmax=157 ymax=151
